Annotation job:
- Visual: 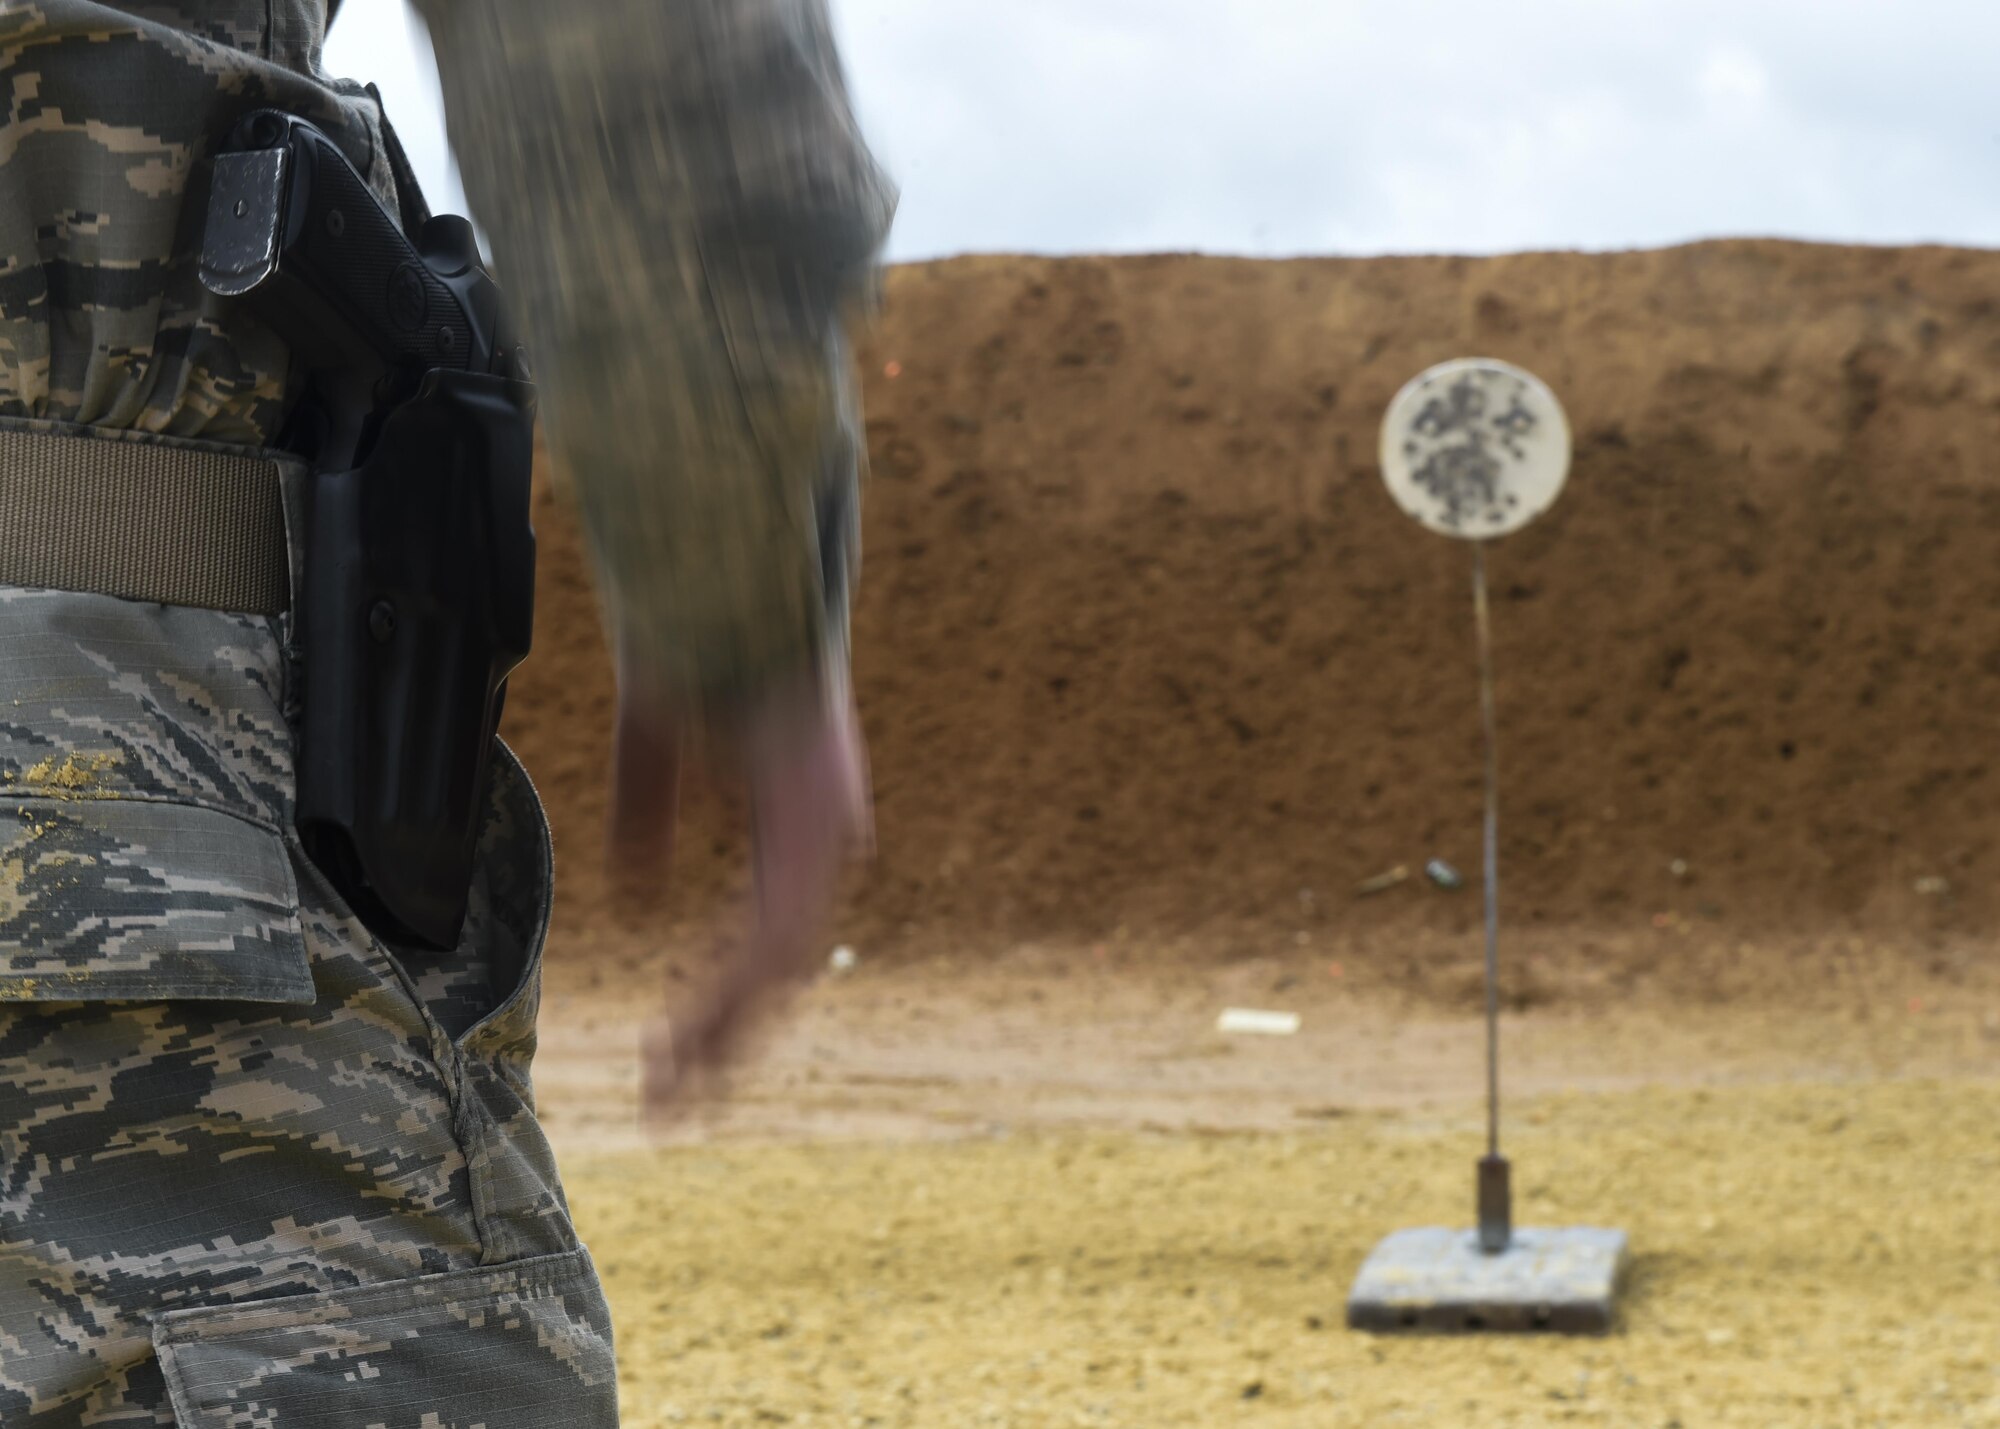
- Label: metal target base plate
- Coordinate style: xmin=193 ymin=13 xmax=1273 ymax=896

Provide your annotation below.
xmin=1347 ymin=1227 xmax=1628 ymax=1335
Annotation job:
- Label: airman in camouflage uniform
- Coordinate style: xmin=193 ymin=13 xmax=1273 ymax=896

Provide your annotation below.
xmin=0 ymin=0 xmax=892 ymax=1423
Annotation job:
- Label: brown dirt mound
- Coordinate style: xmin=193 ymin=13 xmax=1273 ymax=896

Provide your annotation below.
xmin=503 ymin=241 xmax=2000 ymax=985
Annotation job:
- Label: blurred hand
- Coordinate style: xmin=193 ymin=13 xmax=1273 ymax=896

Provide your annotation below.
xmin=634 ymin=674 xmax=871 ymax=1124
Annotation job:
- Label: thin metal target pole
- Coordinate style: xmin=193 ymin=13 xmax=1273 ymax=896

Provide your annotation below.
xmin=1472 ymin=540 xmax=1501 ymax=1161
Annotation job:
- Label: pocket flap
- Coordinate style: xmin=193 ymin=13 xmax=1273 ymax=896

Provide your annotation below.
xmin=152 ymin=1248 xmax=618 ymax=1428
xmin=0 ymin=795 xmax=312 ymax=1004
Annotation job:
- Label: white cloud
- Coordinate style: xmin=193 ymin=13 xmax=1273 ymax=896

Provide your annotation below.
xmin=327 ymin=0 xmax=2000 ymax=261
xmin=1697 ymin=47 xmax=1773 ymax=114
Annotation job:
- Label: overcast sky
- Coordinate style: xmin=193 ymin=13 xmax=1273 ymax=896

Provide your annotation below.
xmin=326 ymin=0 xmax=2000 ymax=263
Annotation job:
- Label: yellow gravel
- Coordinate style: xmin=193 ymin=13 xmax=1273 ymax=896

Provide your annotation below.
xmin=569 ymin=1078 xmax=2000 ymax=1427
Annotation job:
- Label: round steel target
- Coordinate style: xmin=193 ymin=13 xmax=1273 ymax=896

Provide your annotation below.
xmin=1379 ymin=358 xmax=1572 ymax=540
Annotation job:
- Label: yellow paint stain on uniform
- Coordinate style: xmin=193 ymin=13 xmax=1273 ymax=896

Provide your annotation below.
xmin=0 ymin=971 xmax=100 ymax=1000
xmin=0 ymin=800 xmax=85 ymax=922
xmin=0 ymin=757 xmax=106 ymax=995
xmin=20 ymin=751 xmax=121 ymax=800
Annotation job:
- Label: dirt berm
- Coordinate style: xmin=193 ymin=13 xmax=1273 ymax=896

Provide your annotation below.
xmin=503 ymin=240 xmax=2000 ymax=994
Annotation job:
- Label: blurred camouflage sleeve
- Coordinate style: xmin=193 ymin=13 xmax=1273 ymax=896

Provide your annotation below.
xmin=413 ymin=0 xmax=896 ymax=717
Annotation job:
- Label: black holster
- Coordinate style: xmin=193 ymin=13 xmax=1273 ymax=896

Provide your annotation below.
xmin=202 ymin=109 xmax=538 ymax=950
xmin=296 ymin=372 xmax=536 ymax=949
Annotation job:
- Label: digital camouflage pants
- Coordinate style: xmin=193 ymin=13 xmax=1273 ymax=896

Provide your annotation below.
xmin=0 ymin=451 xmax=618 ymax=1425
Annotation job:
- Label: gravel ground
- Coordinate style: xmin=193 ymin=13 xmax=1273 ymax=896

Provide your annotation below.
xmin=569 ymin=1077 xmax=2000 ymax=1426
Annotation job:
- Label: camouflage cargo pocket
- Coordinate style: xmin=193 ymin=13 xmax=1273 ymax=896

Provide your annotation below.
xmin=0 ymin=586 xmax=314 ymax=1006
xmin=151 ymin=1246 xmax=620 ymax=1427
xmin=0 ymin=796 xmax=312 ymax=1005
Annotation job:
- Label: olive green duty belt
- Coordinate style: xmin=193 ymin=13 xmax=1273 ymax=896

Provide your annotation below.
xmin=0 ymin=427 xmax=292 ymax=617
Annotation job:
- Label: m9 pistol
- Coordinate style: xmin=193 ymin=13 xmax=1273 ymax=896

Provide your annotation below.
xmin=201 ymin=110 xmax=537 ymax=952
